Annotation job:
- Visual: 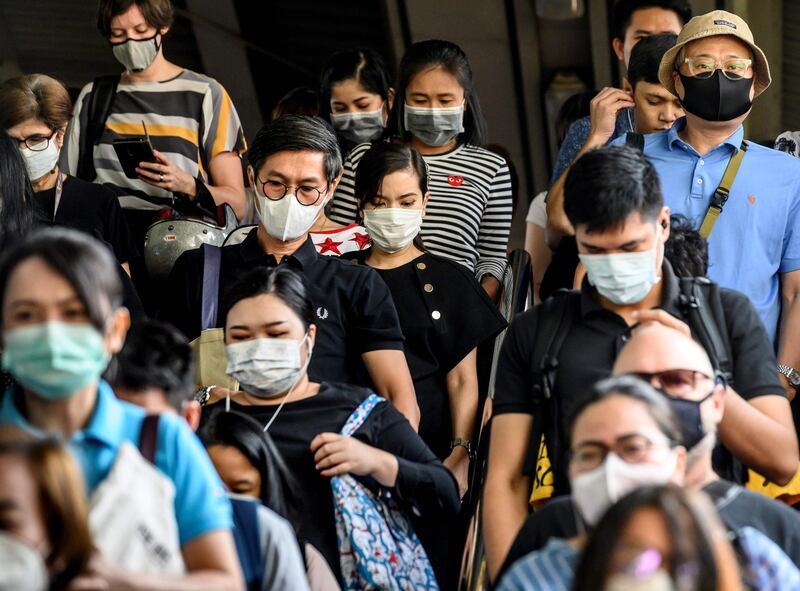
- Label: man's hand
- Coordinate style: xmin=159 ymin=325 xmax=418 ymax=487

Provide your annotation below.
xmin=588 ymin=87 xmax=636 ymax=145
xmin=443 ymin=446 xmax=470 ymax=498
xmin=778 ymin=372 xmax=796 ymax=402
xmin=631 ymin=312 xmax=692 ymax=337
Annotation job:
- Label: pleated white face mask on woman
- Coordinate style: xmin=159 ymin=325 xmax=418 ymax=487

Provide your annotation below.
xmin=362 ymin=208 xmax=423 ymax=253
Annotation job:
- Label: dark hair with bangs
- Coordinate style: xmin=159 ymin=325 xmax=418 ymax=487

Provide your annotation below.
xmin=389 ymin=39 xmax=487 ymax=146
xmin=96 ymin=0 xmax=173 ymax=37
xmin=611 ymin=0 xmax=692 ymax=41
xmin=246 ymin=115 xmax=342 ymax=185
xmin=0 ymin=227 xmax=123 ymax=331
xmin=220 ymin=265 xmax=315 ymax=331
xmin=354 ymin=142 xmax=429 ymax=210
xmin=564 ymin=145 xmax=663 ymax=233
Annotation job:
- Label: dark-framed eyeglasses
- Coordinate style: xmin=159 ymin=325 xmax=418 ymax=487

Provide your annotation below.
xmin=569 ymin=433 xmax=672 ymax=471
xmin=631 ymin=369 xmax=713 ymax=396
xmin=255 ymin=178 xmax=327 ymax=206
xmin=681 ymin=57 xmax=753 ymax=80
xmin=16 ymin=131 xmax=57 ymax=152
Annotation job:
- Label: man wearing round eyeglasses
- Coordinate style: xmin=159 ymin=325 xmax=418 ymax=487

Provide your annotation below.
xmin=610 ymin=10 xmax=800 ymax=402
xmin=164 ymin=115 xmax=420 ymax=427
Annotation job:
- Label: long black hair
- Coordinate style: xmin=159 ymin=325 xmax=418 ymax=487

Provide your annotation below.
xmin=198 ymin=410 xmax=303 ymax=534
xmin=0 ymin=129 xmax=38 ymax=251
xmin=389 ymin=39 xmax=487 ymax=146
xmin=319 ymin=48 xmax=393 ymax=122
xmin=573 ymin=485 xmax=722 ymax=591
xmin=0 ymin=227 xmax=123 ymax=331
xmin=220 ymin=265 xmax=315 ymax=331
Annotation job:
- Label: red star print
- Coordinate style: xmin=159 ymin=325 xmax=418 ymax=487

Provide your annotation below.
xmin=318 ymin=237 xmax=343 ymax=255
xmin=350 ymin=232 xmax=372 ymax=250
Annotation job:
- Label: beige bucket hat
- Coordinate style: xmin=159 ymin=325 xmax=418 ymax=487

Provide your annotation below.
xmin=658 ymin=10 xmax=771 ymax=98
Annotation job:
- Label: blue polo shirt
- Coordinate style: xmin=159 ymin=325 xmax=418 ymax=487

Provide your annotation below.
xmin=613 ymin=118 xmax=800 ymax=342
xmin=0 ymin=381 xmax=232 ymax=545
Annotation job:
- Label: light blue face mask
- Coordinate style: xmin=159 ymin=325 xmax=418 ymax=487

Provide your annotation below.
xmin=1 ymin=321 xmax=110 ymax=400
xmin=403 ymin=104 xmax=465 ymax=147
xmin=579 ymin=245 xmax=660 ymax=305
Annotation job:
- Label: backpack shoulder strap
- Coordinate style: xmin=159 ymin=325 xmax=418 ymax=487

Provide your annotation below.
xmin=78 ymin=75 xmax=120 ymax=182
xmin=678 ymin=277 xmax=734 ymax=384
xmin=625 ymin=132 xmax=645 ymax=153
xmin=340 ymin=394 xmax=385 ymax=437
xmin=230 ymin=497 xmax=265 ymax=591
xmin=200 ymin=243 xmax=222 ymax=331
xmin=138 ymin=414 xmax=160 ymax=464
xmin=523 ymin=290 xmax=581 ymax=479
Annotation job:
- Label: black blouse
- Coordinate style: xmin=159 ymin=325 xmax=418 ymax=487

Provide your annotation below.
xmin=346 ymin=251 xmax=507 ymax=457
xmin=202 ymin=382 xmax=460 ymax=585
xmin=34 ymin=176 xmax=137 ymax=264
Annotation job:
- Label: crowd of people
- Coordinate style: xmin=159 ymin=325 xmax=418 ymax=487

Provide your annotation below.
xmin=1 ymin=0 xmax=800 ymax=589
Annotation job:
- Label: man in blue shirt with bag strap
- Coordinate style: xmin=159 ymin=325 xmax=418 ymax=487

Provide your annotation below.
xmin=611 ymin=10 xmax=800 ymax=401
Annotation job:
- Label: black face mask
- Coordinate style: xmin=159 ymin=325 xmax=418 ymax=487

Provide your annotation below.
xmin=663 ymin=390 xmax=714 ymax=450
xmin=679 ymin=70 xmax=753 ymax=122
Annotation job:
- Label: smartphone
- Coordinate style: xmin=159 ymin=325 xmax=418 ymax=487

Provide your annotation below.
xmin=112 ymin=121 xmax=157 ymax=179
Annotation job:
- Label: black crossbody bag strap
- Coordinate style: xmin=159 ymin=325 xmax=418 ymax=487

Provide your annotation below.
xmin=77 ymin=75 xmax=120 ymax=181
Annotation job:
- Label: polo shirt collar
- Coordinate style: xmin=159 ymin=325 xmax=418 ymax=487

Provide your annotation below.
xmin=239 ymin=228 xmax=318 ymax=270
xmin=668 ymin=117 xmax=744 ymax=153
xmin=0 ymin=380 xmax=126 ymax=448
xmin=580 ymin=259 xmax=681 ymax=318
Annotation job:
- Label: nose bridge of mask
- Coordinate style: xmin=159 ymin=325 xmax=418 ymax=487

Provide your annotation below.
xmin=606 ymin=448 xmax=677 ymax=502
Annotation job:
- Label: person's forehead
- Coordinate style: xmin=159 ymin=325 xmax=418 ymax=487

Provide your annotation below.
xmin=627 ymin=6 xmax=683 ymax=35
xmin=634 ymin=81 xmax=675 ymax=99
xmin=573 ymin=397 xmax=660 ymax=443
xmin=684 ymin=35 xmax=752 ymax=57
xmin=614 ymin=328 xmax=712 ymax=375
xmin=258 ymin=150 xmax=326 ymax=178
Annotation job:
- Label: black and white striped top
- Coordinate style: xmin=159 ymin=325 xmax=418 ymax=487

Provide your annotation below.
xmin=62 ymin=70 xmax=246 ymax=211
xmin=329 ymin=142 xmax=513 ymax=281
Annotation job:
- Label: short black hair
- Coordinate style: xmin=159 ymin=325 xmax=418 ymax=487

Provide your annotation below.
xmin=319 ymin=48 xmax=393 ymax=121
xmin=271 ymin=86 xmax=320 ymax=120
xmin=611 ymin=0 xmax=692 ymax=41
xmin=112 ymin=319 xmax=194 ymax=410
xmin=0 ymin=227 xmax=122 ymax=332
xmin=96 ymin=0 xmax=173 ymax=37
xmin=567 ymin=375 xmax=682 ymax=446
xmin=246 ymin=115 xmax=342 ymax=184
xmin=564 ymin=145 xmax=663 ymax=233
xmin=389 ymin=39 xmax=487 ymax=147
xmin=220 ymin=266 xmax=315 ymax=332
xmin=627 ymin=33 xmax=678 ymax=88
xmin=665 ymin=214 xmax=708 ymax=277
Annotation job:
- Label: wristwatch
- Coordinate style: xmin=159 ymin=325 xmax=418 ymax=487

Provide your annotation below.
xmin=194 ymin=384 xmax=217 ymax=406
xmin=450 ymin=438 xmax=474 ymax=460
xmin=778 ymin=365 xmax=800 ymax=389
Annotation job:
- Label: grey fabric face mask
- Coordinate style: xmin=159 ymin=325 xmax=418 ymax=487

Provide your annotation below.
xmin=112 ymin=34 xmax=161 ymax=73
xmin=403 ymin=104 xmax=465 ymax=147
xmin=330 ymin=109 xmax=385 ymax=144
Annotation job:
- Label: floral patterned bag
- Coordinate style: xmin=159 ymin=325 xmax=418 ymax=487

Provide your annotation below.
xmin=332 ymin=393 xmax=439 ymax=591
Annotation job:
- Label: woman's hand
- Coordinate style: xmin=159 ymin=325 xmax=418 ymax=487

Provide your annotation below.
xmin=310 ymin=433 xmax=399 ymax=487
xmin=443 ymin=446 xmax=470 ymax=498
xmin=136 ymin=149 xmax=197 ymax=197
xmin=66 ymin=553 xmax=132 ymax=591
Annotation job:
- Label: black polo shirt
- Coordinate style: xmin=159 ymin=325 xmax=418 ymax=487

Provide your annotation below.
xmin=161 ymin=231 xmax=404 ymax=385
xmin=494 ymin=261 xmax=783 ymax=490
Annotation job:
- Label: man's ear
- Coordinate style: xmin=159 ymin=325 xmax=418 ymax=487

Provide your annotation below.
xmin=247 ymin=165 xmax=256 ymax=189
xmin=612 ymin=37 xmax=625 ymax=61
xmin=182 ymin=400 xmax=202 ymax=432
xmin=659 ymin=206 xmax=671 ymax=242
xmin=329 ymin=168 xmax=344 ymax=194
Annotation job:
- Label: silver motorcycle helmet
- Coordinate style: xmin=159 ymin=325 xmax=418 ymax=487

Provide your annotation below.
xmin=144 ymin=204 xmax=238 ymax=281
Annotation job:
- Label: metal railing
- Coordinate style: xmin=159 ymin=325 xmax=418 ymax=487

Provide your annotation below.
xmin=459 ymin=249 xmax=533 ymax=591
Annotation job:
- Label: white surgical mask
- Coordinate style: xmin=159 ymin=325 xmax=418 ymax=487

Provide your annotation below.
xmin=111 ymin=33 xmax=161 ymax=72
xmin=226 ymin=335 xmax=311 ymax=399
xmin=330 ymin=108 xmax=385 ymax=144
xmin=571 ymin=450 xmax=678 ymax=527
xmin=362 ymin=208 xmax=423 ymax=253
xmin=257 ymin=193 xmax=326 ymax=242
xmin=0 ymin=532 xmax=48 ymax=591
xmin=579 ymin=245 xmax=660 ymax=305
xmin=404 ymin=104 xmax=465 ymax=147
xmin=20 ymin=139 xmax=60 ymax=182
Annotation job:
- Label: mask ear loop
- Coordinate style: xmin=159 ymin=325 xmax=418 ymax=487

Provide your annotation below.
xmin=263 ymin=334 xmax=313 ymax=432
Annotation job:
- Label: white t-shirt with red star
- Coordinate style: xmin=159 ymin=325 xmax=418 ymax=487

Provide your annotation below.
xmin=310 ymin=223 xmax=371 ymax=256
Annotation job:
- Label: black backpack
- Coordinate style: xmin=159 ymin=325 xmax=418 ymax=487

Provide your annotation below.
xmin=77 ymin=75 xmax=120 ymax=182
xmin=524 ymin=278 xmax=736 ymax=494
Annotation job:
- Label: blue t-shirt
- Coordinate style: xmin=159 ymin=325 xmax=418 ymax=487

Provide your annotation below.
xmin=612 ymin=118 xmax=800 ymax=343
xmin=0 ymin=381 xmax=232 ymax=545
